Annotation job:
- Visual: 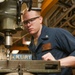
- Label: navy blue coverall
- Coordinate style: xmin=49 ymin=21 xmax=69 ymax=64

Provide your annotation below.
xmin=28 ymin=25 xmax=75 ymax=75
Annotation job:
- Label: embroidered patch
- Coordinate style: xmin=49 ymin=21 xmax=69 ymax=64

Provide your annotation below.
xmin=42 ymin=43 xmax=52 ymax=51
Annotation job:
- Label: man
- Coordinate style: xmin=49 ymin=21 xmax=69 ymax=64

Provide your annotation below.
xmin=22 ymin=9 xmax=75 ymax=75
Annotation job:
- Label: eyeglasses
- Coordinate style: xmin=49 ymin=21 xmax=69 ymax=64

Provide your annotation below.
xmin=23 ymin=16 xmax=40 ymax=25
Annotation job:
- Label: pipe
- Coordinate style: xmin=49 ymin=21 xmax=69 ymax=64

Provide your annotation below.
xmin=59 ymin=0 xmax=72 ymax=7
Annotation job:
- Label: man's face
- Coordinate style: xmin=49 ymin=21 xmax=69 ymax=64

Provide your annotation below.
xmin=23 ymin=11 xmax=43 ymax=35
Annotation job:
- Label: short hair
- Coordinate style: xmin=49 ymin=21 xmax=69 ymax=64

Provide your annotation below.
xmin=21 ymin=7 xmax=41 ymax=21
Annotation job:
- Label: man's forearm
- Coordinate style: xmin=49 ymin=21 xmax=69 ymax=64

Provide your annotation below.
xmin=58 ymin=56 xmax=75 ymax=67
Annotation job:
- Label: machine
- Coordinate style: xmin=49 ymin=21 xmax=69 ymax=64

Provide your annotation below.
xmin=0 ymin=0 xmax=61 ymax=75
xmin=0 ymin=0 xmax=32 ymax=59
xmin=0 ymin=0 xmax=32 ymax=48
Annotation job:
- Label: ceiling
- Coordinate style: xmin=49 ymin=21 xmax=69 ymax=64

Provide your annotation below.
xmin=42 ymin=0 xmax=75 ymax=36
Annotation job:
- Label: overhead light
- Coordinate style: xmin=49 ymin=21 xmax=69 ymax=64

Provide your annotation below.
xmin=0 ymin=0 xmax=5 ymax=3
xmin=23 ymin=40 xmax=31 ymax=45
xmin=12 ymin=50 xmax=19 ymax=54
xmin=25 ymin=41 xmax=31 ymax=45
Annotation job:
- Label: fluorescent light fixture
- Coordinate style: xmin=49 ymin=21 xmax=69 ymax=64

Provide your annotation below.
xmin=0 ymin=0 xmax=5 ymax=3
xmin=25 ymin=41 xmax=31 ymax=45
xmin=12 ymin=50 xmax=19 ymax=54
xmin=23 ymin=41 xmax=31 ymax=45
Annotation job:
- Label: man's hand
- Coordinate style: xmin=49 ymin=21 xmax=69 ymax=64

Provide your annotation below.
xmin=42 ymin=53 xmax=75 ymax=67
xmin=42 ymin=52 xmax=56 ymax=61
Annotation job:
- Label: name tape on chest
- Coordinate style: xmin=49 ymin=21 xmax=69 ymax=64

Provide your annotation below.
xmin=42 ymin=43 xmax=52 ymax=51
